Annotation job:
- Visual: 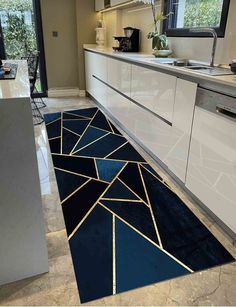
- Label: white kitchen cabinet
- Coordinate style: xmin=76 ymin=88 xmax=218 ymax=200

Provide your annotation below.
xmin=107 ymin=57 xmax=131 ymax=96
xmin=93 ymin=53 xmax=107 ymax=82
xmin=165 ymin=79 xmax=197 ymax=182
xmin=107 ymin=87 xmax=133 ymax=129
xmin=85 ymin=51 xmax=94 ymax=95
xmin=131 ymin=65 xmax=177 ymax=123
xmin=95 ymin=0 xmax=104 ymax=11
xmin=106 ymin=85 xmax=176 ymax=163
xmin=85 ymin=51 xmax=108 ymax=106
xmin=85 ymin=51 xmax=107 ymax=85
xmin=186 ymin=89 xmax=236 ymax=233
xmin=128 ymin=101 xmax=175 ymax=162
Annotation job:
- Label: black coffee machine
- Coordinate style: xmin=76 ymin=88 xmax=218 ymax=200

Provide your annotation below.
xmin=113 ymin=27 xmax=140 ymax=52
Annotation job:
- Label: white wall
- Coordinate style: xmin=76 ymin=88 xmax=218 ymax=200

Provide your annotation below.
xmin=41 ymin=0 xmax=79 ymax=90
xmin=103 ymin=0 xmax=236 ymax=64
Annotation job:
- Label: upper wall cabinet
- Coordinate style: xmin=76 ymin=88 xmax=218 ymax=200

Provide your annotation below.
xmin=95 ymin=0 xmax=105 ymax=11
xmin=111 ymin=0 xmax=130 ymax=6
xmin=95 ymin=0 xmax=133 ymax=11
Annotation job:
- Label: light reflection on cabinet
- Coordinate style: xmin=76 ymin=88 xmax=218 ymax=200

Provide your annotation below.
xmin=131 ymin=65 xmax=177 ymax=123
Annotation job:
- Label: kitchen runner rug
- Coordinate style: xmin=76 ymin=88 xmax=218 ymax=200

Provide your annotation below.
xmin=44 ymin=107 xmax=234 ymax=303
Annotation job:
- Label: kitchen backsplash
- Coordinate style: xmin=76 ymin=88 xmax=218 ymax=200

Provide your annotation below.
xmin=102 ymin=0 xmax=236 ymax=65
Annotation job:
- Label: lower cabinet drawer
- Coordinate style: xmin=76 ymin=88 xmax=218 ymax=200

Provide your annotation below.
xmin=106 ymin=87 xmax=133 ymax=130
xmin=128 ymin=101 xmax=175 ymax=162
xmin=106 ymin=87 xmax=175 ymax=162
xmin=92 ymin=77 xmax=108 ymax=107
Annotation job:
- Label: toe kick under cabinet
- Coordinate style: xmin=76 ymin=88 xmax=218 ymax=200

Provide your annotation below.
xmin=85 ymin=50 xmax=197 ymax=183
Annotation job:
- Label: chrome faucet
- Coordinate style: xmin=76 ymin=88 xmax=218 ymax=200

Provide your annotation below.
xmin=189 ymin=28 xmax=218 ymax=67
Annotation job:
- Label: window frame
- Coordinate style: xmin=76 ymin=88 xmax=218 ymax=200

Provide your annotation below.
xmin=163 ymin=0 xmax=231 ymax=38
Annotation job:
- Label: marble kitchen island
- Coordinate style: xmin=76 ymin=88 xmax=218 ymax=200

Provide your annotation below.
xmin=0 ymin=60 xmax=48 ymax=286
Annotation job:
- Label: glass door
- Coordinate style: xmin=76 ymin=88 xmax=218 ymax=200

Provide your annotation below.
xmin=0 ymin=0 xmax=47 ymax=97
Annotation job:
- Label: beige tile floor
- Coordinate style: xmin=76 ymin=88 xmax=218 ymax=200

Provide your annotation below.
xmin=0 ymin=97 xmax=235 ymax=306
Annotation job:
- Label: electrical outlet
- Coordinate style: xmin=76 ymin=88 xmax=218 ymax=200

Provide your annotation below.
xmin=52 ymin=31 xmax=58 ymax=37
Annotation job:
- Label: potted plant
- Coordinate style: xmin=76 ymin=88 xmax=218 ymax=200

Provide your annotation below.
xmin=135 ymin=0 xmax=173 ymax=57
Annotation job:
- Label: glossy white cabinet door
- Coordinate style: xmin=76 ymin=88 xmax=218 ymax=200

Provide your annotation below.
xmin=107 ymin=57 xmax=131 ymax=96
xmin=94 ymin=78 xmax=108 ymax=107
xmin=85 ymin=51 xmax=94 ymax=95
xmin=131 ymin=64 xmax=177 ymax=123
xmin=165 ymin=79 xmax=197 ymax=182
xmin=128 ymin=102 xmax=175 ymax=162
xmin=85 ymin=51 xmax=108 ymax=106
xmin=186 ymin=107 xmax=236 ymax=233
xmin=93 ymin=53 xmax=108 ymax=82
xmin=85 ymin=51 xmax=107 ymax=88
xmin=107 ymin=84 xmax=178 ymax=163
xmin=107 ymin=87 xmax=132 ymax=129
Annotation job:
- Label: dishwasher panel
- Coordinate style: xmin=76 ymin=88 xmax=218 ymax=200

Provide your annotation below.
xmin=186 ymin=88 xmax=236 ymax=233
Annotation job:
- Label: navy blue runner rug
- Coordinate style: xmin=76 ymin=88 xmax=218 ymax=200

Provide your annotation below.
xmin=44 ymin=107 xmax=234 ymax=303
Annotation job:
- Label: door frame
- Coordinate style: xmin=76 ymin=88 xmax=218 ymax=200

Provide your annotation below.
xmin=33 ymin=0 xmax=48 ymax=97
xmin=0 ymin=0 xmax=48 ymax=97
xmin=0 ymin=20 xmax=6 ymax=60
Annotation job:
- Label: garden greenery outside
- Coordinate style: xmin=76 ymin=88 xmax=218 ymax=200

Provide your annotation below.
xmin=183 ymin=0 xmax=224 ymax=28
xmin=0 ymin=0 xmax=37 ymax=59
xmin=0 ymin=0 xmax=42 ymax=91
xmin=0 ymin=0 xmax=224 ymax=60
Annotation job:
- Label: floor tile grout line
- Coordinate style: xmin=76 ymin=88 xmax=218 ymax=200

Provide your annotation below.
xmin=99 ymin=202 xmax=194 ymax=273
xmin=61 ymin=178 xmax=92 ymax=205
xmin=73 ymin=132 xmax=110 ymax=154
xmin=138 ymin=163 xmax=163 ymax=249
xmin=117 ymin=178 xmax=149 ymax=208
xmin=69 ymin=109 xmax=99 ymax=155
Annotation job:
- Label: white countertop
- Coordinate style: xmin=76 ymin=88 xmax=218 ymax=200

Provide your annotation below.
xmin=84 ymin=44 xmax=236 ymax=94
xmin=0 ymin=60 xmax=30 ymax=100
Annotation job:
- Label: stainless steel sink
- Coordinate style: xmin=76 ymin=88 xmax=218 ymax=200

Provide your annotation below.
xmin=146 ymin=57 xmax=233 ymax=76
xmin=184 ymin=65 xmax=233 ymax=76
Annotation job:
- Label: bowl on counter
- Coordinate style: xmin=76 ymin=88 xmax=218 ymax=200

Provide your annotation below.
xmin=152 ymin=49 xmax=173 ymax=58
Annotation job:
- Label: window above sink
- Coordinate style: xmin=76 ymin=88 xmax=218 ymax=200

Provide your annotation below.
xmin=163 ymin=0 xmax=230 ymax=38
